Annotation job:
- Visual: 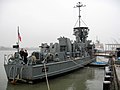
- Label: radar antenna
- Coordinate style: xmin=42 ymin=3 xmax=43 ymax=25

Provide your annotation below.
xmin=74 ymin=2 xmax=86 ymax=27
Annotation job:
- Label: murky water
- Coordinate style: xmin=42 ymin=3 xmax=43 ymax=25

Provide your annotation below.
xmin=0 ymin=50 xmax=105 ymax=90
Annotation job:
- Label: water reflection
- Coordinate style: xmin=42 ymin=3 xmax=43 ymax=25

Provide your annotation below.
xmin=86 ymin=67 xmax=104 ymax=90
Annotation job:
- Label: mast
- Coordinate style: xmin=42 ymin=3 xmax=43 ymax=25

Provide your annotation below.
xmin=74 ymin=2 xmax=86 ymax=27
xmin=73 ymin=2 xmax=89 ymax=43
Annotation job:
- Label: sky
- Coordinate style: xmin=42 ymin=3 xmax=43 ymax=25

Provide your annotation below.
xmin=0 ymin=0 xmax=120 ymax=48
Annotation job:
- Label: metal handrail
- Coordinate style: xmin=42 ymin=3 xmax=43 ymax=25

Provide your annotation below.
xmin=9 ymin=66 xmax=14 ymax=78
xmin=4 ymin=54 xmax=7 ymax=65
xmin=20 ymin=66 xmax=24 ymax=80
xmin=4 ymin=54 xmax=14 ymax=65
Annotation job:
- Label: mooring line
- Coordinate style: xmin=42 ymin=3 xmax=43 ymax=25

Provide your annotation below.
xmin=69 ymin=57 xmax=80 ymax=65
xmin=43 ymin=62 xmax=50 ymax=90
xmin=43 ymin=53 xmax=51 ymax=90
xmin=71 ymin=60 xmax=79 ymax=65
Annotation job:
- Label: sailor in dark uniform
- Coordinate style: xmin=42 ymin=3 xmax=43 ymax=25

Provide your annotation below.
xmin=20 ymin=48 xmax=24 ymax=59
xmin=24 ymin=50 xmax=28 ymax=64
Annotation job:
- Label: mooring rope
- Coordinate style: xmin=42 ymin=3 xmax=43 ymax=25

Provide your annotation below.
xmin=43 ymin=53 xmax=51 ymax=90
xmin=71 ymin=59 xmax=79 ymax=65
xmin=70 ymin=57 xmax=84 ymax=67
xmin=43 ymin=62 xmax=50 ymax=90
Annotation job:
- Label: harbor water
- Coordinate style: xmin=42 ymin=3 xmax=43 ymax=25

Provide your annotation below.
xmin=0 ymin=50 xmax=106 ymax=90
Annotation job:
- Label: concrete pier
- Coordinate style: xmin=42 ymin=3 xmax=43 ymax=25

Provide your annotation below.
xmin=109 ymin=57 xmax=120 ymax=90
xmin=114 ymin=64 xmax=120 ymax=90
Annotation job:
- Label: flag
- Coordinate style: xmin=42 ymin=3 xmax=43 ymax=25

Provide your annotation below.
xmin=18 ymin=26 xmax=22 ymax=42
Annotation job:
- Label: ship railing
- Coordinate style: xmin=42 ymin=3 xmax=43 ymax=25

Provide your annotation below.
xmin=4 ymin=54 xmax=14 ymax=65
xmin=9 ymin=65 xmax=23 ymax=82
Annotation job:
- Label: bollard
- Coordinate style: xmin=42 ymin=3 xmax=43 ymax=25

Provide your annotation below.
xmin=104 ymin=75 xmax=111 ymax=81
xmin=106 ymin=71 xmax=112 ymax=76
xmin=108 ymin=66 xmax=112 ymax=71
xmin=105 ymin=66 xmax=109 ymax=71
xmin=103 ymin=81 xmax=111 ymax=90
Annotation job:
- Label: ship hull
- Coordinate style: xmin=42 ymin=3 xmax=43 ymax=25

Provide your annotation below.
xmin=4 ymin=56 xmax=95 ymax=82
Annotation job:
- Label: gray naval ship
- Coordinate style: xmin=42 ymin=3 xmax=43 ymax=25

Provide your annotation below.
xmin=4 ymin=2 xmax=96 ymax=83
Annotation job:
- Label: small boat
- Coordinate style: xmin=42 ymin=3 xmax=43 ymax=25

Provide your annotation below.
xmin=89 ymin=56 xmax=108 ymax=66
xmin=90 ymin=61 xmax=108 ymax=66
xmin=4 ymin=2 xmax=96 ymax=84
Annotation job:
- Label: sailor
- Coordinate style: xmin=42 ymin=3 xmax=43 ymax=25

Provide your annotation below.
xmin=20 ymin=48 xmax=24 ymax=59
xmin=31 ymin=53 xmax=37 ymax=64
xmin=24 ymin=49 xmax=28 ymax=64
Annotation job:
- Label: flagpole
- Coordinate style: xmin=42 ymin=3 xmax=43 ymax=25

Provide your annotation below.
xmin=17 ymin=26 xmax=20 ymax=53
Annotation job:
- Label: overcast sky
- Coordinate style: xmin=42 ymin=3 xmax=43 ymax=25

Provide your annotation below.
xmin=0 ymin=0 xmax=120 ymax=48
